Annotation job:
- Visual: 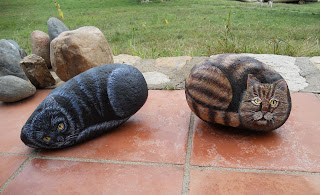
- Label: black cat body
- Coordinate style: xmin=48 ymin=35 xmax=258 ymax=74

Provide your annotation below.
xmin=21 ymin=64 xmax=148 ymax=149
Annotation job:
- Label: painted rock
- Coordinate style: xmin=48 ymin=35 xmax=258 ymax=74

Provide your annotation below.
xmin=21 ymin=64 xmax=148 ymax=149
xmin=185 ymin=54 xmax=292 ymax=131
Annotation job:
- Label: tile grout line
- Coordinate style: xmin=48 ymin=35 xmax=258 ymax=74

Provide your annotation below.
xmin=190 ymin=165 xmax=320 ymax=176
xmin=33 ymin=155 xmax=185 ymax=168
xmin=26 ymin=154 xmax=320 ymax=176
xmin=0 ymin=151 xmax=38 ymax=194
xmin=182 ymin=113 xmax=195 ymax=195
xmin=2 ymin=151 xmax=319 ymax=177
xmin=0 ymin=153 xmax=32 ymax=157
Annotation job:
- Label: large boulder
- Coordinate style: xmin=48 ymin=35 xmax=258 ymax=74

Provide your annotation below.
xmin=20 ymin=54 xmax=55 ymax=88
xmin=31 ymin=30 xmax=51 ymax=68
xmin=50 ymin=26 xmax=114 ymax=81
xmin=0 ymin=39 xmax=28 ymax=80
xmin=0 ymin=75 xmax=36 ymax=102
xmin=7 ymin=39 xmax=28 ymax=59
xmin=47 ymin=17 xmax=69 ymax=42
xmin=7 ymin=40 xmax=20 ymax=50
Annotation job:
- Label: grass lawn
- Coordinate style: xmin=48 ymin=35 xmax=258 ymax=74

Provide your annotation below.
xmin=1 ymin=0 xmax=320 ymax=58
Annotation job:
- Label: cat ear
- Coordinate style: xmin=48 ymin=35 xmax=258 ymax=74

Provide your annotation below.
xmin=247 ymin=74 xmax=260 ymax=89
xmin=43 ymin=96 xmax=58 ymax=107
xmin=274 ymin=79 xmax=288 ymax=92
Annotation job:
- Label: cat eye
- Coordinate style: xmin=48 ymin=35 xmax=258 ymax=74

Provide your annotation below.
xmin=251 ymin=97 xmax=262 ymax=106
xmin=270 ymin=99 xmax=279 ymax=107
xmin=57 ymin=123 xmax=64 ymax=130
xmin=43 ymin=137 xmax=51 ymax=142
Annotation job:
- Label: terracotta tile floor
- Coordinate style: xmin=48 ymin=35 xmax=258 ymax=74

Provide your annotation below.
xmin=1 ymin=90 xmax=320 ymax=194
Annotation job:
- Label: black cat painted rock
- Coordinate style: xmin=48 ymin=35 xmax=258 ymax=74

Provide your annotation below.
xmin=21 ymin=64 xmax=148 ymax=149
xmin=185 ymin=54 xmax=292 ymax=131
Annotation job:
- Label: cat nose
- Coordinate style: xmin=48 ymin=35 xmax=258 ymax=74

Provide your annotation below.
xmin=20 ymin=130 xmax=28 ymax=144
xmin=261 ymin=105 xmax=268 ymax=113
xmin=20 ymin=125 xmax=30 ymax=144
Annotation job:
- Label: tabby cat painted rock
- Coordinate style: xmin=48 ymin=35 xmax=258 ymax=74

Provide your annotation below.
xmin=21 ymin=64 xmax=148 ymax=149
xmin=185 ymin=54 xmax=292 ymax=131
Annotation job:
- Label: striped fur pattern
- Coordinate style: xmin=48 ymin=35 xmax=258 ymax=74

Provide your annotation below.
xmin=21 ymin=64 xmax=148 ymax=149
xmin=185 ymin=54 xmax=291 ymax=131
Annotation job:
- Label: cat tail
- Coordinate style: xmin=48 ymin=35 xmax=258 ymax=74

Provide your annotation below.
xmin=186 ymin=92 xmax=240 ymax=128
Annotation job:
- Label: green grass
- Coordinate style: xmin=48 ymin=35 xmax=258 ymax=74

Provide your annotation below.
xmin=1 ymin=0 xmax=320 ymax=58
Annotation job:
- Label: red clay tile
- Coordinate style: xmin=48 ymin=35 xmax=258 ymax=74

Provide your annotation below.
xmin=0 ymin=90 xmax=51 ymax=154
xmin=191 ymin=93 xmax=320 ymax=172
xmin=3 ymin=159 xmax=184 ymax=194
xmin=189 ymin=169 xmax=320 ymax=194
xmin=0 ymin=155 xmax=28 ymax=186
xmin=40 ymin=90 xmax=191 ymax=164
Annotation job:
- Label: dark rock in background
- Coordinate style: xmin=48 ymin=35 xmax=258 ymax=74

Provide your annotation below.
xmin=7 ymin=39 xmax=28 ymax=59
xmin=47 ymin=17 xmax=69 ymax=42
xmin=0 ymin=39 xmax=28 ymax=80
xmin=7 ymin=40 xmax=20 ymax=50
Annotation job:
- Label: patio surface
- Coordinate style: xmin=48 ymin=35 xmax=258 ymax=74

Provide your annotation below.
xmin=0 ymin=89 xmax=320 ymax=194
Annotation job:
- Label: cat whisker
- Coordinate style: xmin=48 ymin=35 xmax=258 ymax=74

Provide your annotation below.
xmin=66 ymin=133 xmax=79 ymax=138
xmin=269 ymin=118 xmax=275 ymax=125
xmin=65 ymin=137 xmax=77 ymax=141
xmin=30 ymin=130 xmax=43 ymax=133
xmin=65 ymin=134 xmax=79 ymax=141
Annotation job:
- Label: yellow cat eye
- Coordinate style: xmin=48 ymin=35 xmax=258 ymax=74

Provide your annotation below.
xmin=252 ymin=97 xmax=262 ymax=105
xmin=270 ymin=99 xmax=279 ymax=107
xmin=57 ymin=123 xmax=64 ymax=130
xmin=43 ymin=137 xmax=51 ymax=142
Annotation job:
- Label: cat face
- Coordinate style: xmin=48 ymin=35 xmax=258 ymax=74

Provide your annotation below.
xmin=239 ymin=74 xmax=291 ymax=131
xmin=21 ymin=98 xmax=77 ymax=149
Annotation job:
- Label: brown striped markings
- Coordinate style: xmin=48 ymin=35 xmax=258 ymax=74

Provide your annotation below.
xmin=186 ymin=61 xmax=240 ymax=127
xmin=186 ymin=92 xmax=240 ymax=127
xmin=207 ymin=54 xmax=267 ymax=80
xmin=186 ymin=63 xmax=232 ymax=110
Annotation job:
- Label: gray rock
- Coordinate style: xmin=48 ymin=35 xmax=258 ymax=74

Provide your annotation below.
xmin=7 ymin=40 xmax=20 ymax=50
xmin=142 ymin=71 xmax=170 ymax=85
xmin=47 ymin=17 xmax=69 ymax=42
xmin=7 ymin=39 xmax=28 ymax=60
xmin=0 ymin=75 xmax=36 ymax=102
xmin=114 ymin=54 xmax=142 ymax=65
xmin=19 ymin=49 xmax=28 ymax=59
xmin=155 ymin=56 xmax=192 ymax=70
xmin=0 ymin=39 xmax=28 ymax=80
xmin=20 ymin=54 xmax=55 ymax=88
xmin=309 ymin=56 xmax=320 ymax=71
xmin=295 ymin=57 xmax=320 ymax=93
